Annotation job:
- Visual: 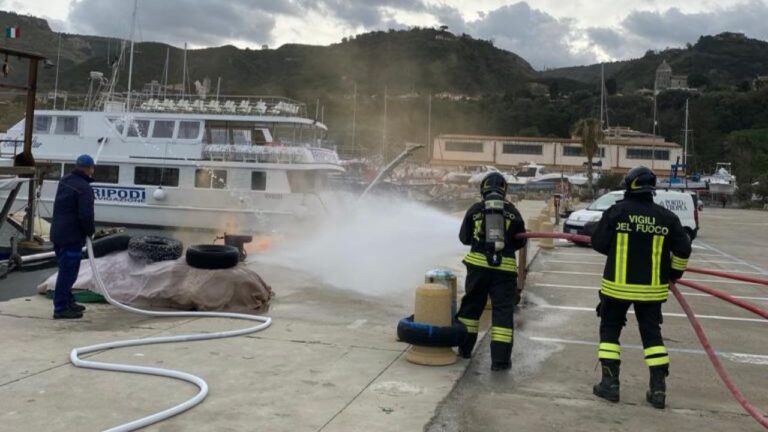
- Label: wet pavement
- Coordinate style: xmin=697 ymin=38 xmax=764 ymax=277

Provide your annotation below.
xmin=427 ymin=207 xmax=768 ymax=432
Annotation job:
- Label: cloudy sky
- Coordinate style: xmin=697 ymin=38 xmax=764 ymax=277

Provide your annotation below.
xmin=2 ymin=0 xmax=767 ymax=69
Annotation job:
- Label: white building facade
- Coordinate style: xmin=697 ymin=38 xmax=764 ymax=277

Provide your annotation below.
xmin=430 ymin=127 xmax=683 ymax=175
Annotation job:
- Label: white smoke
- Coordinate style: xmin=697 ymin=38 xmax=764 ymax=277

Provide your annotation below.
xmin=256 ymin=194 xmax=467 ymax=298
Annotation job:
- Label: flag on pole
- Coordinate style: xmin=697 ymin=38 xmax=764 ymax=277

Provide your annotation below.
xmin=6 ymin=26 xmax=20 ymax=39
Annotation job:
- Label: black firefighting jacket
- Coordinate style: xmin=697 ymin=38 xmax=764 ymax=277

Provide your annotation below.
xmin=459 ymin=200 xmax=527 ymax=273
xmin=592 ymin=193 xmax=692 ymax=302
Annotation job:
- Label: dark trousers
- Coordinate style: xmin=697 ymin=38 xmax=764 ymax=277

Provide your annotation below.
xmin=53 ymin=245 xmax=82 ymax=312
xmin=598 ymin=294 xmax=669 ymax=371
xmin=457 ymin=265 xmax=517 ymax=365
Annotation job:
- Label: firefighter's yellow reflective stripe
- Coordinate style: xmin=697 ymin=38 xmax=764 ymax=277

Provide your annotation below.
xmin=601 ymin=279 xmax=669 ymax=302
xmin=463 ymin=252 xmax=517 ymax=272
xmin=646 ymin=356 xmax=670 ymax=367
xmin=598 ymin=342 xmax=621 ymax=360
xmin=491 ymin=326 xmax=513 ymax=343
xmin=599 ymin=343 xmax=621 ymax=353
xmin=458 ymin=317 xmax=479 ymax=333
xmin=671 ymin=254 xmax=689 ymax=271
xmin=614 ymin=233 xmax=629 ymax=284
xmin=505 ymin=219 xmax=511 ymax=229
xmin=644 ymin=346 xmax=667 ymax=357
xmin=473 ymin=219 xmax=482 ymax=242
xmin=652 ymin=235 xmax=665 ymax=286
xmin=490 ymin=327 xmax=513 ymax=343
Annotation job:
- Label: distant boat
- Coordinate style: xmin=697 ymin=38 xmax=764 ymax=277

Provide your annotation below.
xmin=702 ymin=162 xmax=736 ymax=195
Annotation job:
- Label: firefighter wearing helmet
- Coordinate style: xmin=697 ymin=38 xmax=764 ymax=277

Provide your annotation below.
xmin=456 ymin=172 xmax=527 ymax=371
xmin=590 ymin=166 xmax=692 ymax=408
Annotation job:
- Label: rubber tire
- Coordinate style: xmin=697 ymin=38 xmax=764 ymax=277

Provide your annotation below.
xmin=396 ymin=315 xmax=468 ymax=348
xmin=128 ymin=236 xmax=183 ymax=263
xmin=185 ymin=244 xmax=240 ymax=270
xmin=91 ymin=234 xmax=132 ymax=258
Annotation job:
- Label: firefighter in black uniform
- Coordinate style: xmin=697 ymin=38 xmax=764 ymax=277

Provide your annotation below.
xmin=591 ymin=166 xmax=692 ymax=408
xmin=457 ymin=172 xmax=527 ymax=371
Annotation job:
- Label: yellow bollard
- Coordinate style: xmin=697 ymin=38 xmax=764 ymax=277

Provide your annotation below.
xmin=527 ymin=217 xmax=540 ymax=233
xmin=540 ymin=221 xmax=555 ymax=249
xmin=406 ymin=283 xmax=457 ymax=366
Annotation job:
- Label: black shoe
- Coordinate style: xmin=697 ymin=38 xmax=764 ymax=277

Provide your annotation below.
xmin=646 ymin=367 xmax=667 ymax=409
xmin=593 ymin=362 xmax=620 ymax=403
xmin=69 ymin=302 xmax=86 ymax=312
xmin=491 ymin=362 xmax=511 ymax=371
xmin=53 ymin=309 xmax=83 ymax=320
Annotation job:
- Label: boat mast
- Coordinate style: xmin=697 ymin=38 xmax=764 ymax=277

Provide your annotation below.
xmin=351 ymin=81 xmax=357 ymax=158
xmin=126 ymin=0 xmax=138 ymax=111
xmin=53 ymin=34 xmax=61 ymax=110
xmin=182 ymin=42 xmax=187 ymax=98
xmin=600 ymin=63 xmax=605 ymax=129
xmin=162 ymin=47 xmax=169 ymax=99
xmin=382 ymin=85 xmax=388 ymax=158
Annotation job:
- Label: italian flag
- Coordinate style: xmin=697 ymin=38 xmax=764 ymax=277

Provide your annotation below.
xmin=6 ymin=26 xmax=20 ymax=39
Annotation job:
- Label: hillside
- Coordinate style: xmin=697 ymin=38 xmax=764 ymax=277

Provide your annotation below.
xmin=0 ymin=11 xmax=534 ymax=97
xmin=542 ymin=33 xmax=768 ymax=91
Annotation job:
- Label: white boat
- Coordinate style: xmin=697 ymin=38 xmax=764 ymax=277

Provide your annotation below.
xmin=466 ymin=166 xmax=516 ymax=185
xmin=0 ymin=97 xmax=343 ymax=233
xmin=703 ymin=162 xmax=736 ymax=195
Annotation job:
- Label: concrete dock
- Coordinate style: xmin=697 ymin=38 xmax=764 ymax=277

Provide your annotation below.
xmin=1 ymin=203 xmax=766 ymax=431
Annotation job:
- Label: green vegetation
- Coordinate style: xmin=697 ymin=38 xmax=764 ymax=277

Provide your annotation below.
xmin=0 ymin=11 xmax=766 ymax=184
xmin=572 ymin=118 xmax=603 ymax=198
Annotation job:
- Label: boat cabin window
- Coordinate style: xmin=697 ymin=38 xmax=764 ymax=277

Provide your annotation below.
xmin=231 ymin=128 xmax=251 ymax=145
xmin=207 ymin=127 xmax=228 ymax=144
xmin=127 ymin=119 xmax=151 ymax=138
xmin=178 ymin=121 xmax=201 ymax=139
xmin=252 ymin=129 xmax=267 ymax=144
xmin=107 ymin=117 xmax=125 ymax=135
xmin=134 ymin=166 xmax=180 ymax=187
xmin=34 ymin=116 xmax=52 ymax=134
xmin=195 ymin=168 xmax=228 ymax=189
xmin=64 ymin=163 xmax=119 ymax=184
xmin=54 ymin=116 xmax=79 ymax=135
xmin=152 ymin=120 xmax=175 ymax=139
xmin=37 ymin=162 xmax=62 ymax=180
xmin=251 ymin=171 xmax=267 ymax=191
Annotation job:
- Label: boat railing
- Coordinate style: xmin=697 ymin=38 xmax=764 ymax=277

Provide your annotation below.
xmin=202 ymin=144 xmax=339 ymax=165
xmin=129 ymin=94 xmax=307 ymax=117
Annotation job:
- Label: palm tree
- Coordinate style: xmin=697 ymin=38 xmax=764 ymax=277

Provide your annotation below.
xmin=572 ymin=118 xmax=604 ymax=199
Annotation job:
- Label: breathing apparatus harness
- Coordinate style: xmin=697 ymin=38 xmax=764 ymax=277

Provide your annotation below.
xmin=479 ymin=172 xmax=509 ymax=267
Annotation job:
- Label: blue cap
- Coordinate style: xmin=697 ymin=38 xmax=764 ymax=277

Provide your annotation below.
xmin=75 ymin=154 xmax=95 ymax=167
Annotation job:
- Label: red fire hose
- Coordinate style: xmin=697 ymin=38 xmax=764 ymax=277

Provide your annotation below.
xmin=517 ymin=231 xmax=768 ymax=428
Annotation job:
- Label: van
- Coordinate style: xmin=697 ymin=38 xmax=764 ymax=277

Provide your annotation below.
xmin=563 ymin=190 xmax=699 ymax=241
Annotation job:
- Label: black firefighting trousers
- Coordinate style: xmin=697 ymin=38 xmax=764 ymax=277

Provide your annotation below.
xmin=597 ymin=293 xmax=670 ymax=371
xmin=456 ymin=265 xmax=516 ymax=365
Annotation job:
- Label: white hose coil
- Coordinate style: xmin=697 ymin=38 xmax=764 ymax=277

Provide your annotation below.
xmin=69 ymin=238 xmax=272 ymax=432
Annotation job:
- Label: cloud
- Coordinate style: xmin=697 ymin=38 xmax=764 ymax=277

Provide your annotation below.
xmin=67 ymin=0 xmax=287 ymax=47
xmin=447 ymin=2 xmax=597 ymax=69
xmin=587 ymin=1 xmax=768 ymax=60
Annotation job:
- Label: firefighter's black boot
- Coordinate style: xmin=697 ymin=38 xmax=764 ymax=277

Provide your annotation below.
xmin=593 ymin=360 xmax=620 ymax=402
xmin=646 ymin=366 xmax=668 ymax=409
xmin=458 ymin=333 xmax=477 ymax=359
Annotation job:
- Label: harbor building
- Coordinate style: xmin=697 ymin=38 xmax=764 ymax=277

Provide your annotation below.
xmin=430 ymin=127 xmax=683 ymax=175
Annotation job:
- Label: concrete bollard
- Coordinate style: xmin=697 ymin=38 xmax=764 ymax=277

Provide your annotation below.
xmin=527 ymin=217 xmax=541 ymax=233
xmin=540 ymin=221 xmax=555 ymax=249
xmin=425 ymin=269 xmax=458 ymax=317
xmin=406 ymin=283 xmax=457 ymax=366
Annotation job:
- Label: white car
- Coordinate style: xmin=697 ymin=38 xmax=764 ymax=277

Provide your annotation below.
xmin=563 ymin=190 xmax=700 ymax=242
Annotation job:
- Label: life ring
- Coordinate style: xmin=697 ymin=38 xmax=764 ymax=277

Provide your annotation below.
xmin=396 ymin=315 xmax=468 ymax=348
xmin=185 ymin=244 xmax=240 ymax=269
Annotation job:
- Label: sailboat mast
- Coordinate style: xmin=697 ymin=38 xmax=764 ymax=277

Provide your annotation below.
xmin=126 ymin=0 xmax=138 ymax=111
xmin=351 ymin=81 xmax=357 ymax=157
xmin=162 ymin=47 xmax=169 ymax=99
xmin=600 ymin=63 xmax=605 ymax=129
xmin=182 ymin=43 xmax=187 ymax=98
xmin=683 ymin=98 xmax=689 ymax=168
xmin=53 ymin=34 xmax=62 ymax=110
xmin=383 ymin=85 xmax=388 ymax=157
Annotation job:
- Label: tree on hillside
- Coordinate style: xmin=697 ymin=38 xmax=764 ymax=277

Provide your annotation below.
xmin=572 ymin=118 xmax=604 ymax=198
xmin=605 ymin=78 xmax=617 ymax=95
xmin=687 ymin=73 xmax=709 ymax=89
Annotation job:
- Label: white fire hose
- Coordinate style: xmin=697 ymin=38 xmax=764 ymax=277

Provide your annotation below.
xmin=70 ymin=238 xmax=272 ymax=431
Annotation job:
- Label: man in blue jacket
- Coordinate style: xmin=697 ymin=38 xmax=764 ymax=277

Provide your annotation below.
xmin=50 ymin=155 xmax=96 ymax=319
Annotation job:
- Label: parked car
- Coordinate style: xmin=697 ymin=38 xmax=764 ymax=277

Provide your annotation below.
xmin=563 ymin=190 xmax=700 ymax=243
